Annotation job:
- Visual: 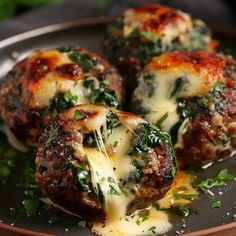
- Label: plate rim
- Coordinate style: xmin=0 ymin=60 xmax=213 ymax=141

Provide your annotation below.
xmin=0 ymin=15 xmax=236 ymax=236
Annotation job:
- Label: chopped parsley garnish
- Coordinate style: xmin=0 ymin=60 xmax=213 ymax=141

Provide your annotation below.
xmin=63 ymin=90 xmax=78 ymax=104
xmin=196 ymin=169 xmax=236 ymax=193
xmin=23 ymin=199 xmax=40 ymax=217
xmin=96 ymin=183 xmax=105 ymax=207
xmin=136 ymin=210 xmax=149 ymax=225
xmin=0 ymin=143 xmax=25 ymax=186
xmin=211 ymin=201 xmax=221 ymax=209
xmin=168 ymin=205 xmax=197 ymax=217
xmin=45 ymin=127 xmax=59 ymax=145
xmin=172 ymin=189 xmax=196 ymax=201
xmin=109 ymin=184 xmax=121 ymax=195
xmin=102 ymin=79 xmax=109 ymax=85
xmin=74 ymin=110 xmax=87 ymax=121
xmin=76 ymin=163 xmax=90 ymax=192
xmin=18 ymin=166 xmax=37 ymax=190
xmin=155 ymin=112 xmax=168 ymax=128
xmin=148 ymin=226 xmax=156 ymax=234
xmin=49 ymin=214 xmax=60 ymax=224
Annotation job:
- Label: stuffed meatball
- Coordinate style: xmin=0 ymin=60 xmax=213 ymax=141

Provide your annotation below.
xmin=0 ymin=47 xmax=125 ymax=148
xmin=131 ymin=51 xmax=236 ymax=168
xmin=103 ymin=3 xmax=215 ymax=81
xmin=35 ymin=104 xmax=176 ymax=221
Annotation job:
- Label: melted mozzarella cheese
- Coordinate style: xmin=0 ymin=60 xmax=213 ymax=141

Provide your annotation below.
xmin=49 ymin=103 xmax=197 ymax=236
xmin=71 ymin=107 xmax=173 ymax=236
xmin=92 ymin=208 xmax=171 ymax=236
xmin=133 ymin=67 xmax=218 ymax=146
xmin=35 ymin=75 xmax=89 ymax=108
xmin=158 ymin=171 xmax=197 ymax=209
xmin=29 ymin=50 xmax=90 ymax=108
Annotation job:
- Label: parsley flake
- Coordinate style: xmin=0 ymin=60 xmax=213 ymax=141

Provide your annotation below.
xmin=74 ymin=110 xmax=87 ymax=121
xmin=211 ymin=201 xmax=221 ymax=209
xmin=45 ymin=127 xmax=59 ymax=145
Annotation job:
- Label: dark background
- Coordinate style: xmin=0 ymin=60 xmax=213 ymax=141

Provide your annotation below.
xmin=0 ymin=0 xmax=235 ymax=41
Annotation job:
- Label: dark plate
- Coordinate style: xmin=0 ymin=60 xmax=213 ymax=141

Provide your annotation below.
xmin=0 ymin=17 xmax=236 ymax=236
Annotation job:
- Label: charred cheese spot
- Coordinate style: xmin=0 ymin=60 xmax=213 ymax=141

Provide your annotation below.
xmin=35 ymin=104 xmax=176 ymax=235
xmin=55 ymin=63 xmax=83 ymax=80
xmin=132 ymin=51 xmax=236 ymax=168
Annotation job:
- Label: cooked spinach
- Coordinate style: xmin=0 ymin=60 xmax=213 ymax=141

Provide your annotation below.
xmin=106 ymin=111 xmax=121 ymax=131
xmin=170 ymin=77 xmax=188 ymax=98
xmin=83 ymin=79 xmax=120 ymax=108
xmin=128 ymin=123 xmax=177 ymax=179
xmin=83 ymin=133 xmax=98 ymax=147
xmin=170 ymin=96 xmax=209 ymax=144
xmin=143 ymin=72 xmax=155 ymax=97
xmin=130 ymin=98 xmax=149 ymax=117
xmin=49 ymin=92 xmax=74 ymax=113
xmin=182 ymin=23 xmax=211 ymax=50
xmin=90 ymin=87 xmax=120 ymax=108
xmin=0 ymin=146 xmax=22 ymax=186
xmin=45 ymin=127 xmax=59 ymax=145
xmin=76 ymin=163 xmax=90 ymax=192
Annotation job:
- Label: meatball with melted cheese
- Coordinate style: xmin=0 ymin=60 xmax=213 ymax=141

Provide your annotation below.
xmin=103 ymin=4 xmax=215 ymax=81
xmin=131 ymin=51 xmax=236 ymax=168
xmin=35 ymin=104 xmax=176 ymax=220
xmin=0 ymin=47 xmax=125 ymax=148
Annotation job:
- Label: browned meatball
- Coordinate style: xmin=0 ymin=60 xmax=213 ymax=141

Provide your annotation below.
xmin=131 ymin=50 xmax=236 ymax=168
xmin=35 ymin=104 xmax=176 ymax=220
xmin=103 ymin=3 xmax=216 ymax=82
xmin=0 ymin=47 xmax=125 ymax=148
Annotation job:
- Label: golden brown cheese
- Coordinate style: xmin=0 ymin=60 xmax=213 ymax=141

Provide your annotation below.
xmin=124 ymin=4 xmax=192 ymax=43
xmin=132 ymin=51 xmax=230 ymax=147
xmin=148 ymin=51 xmax=226 ymax=93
